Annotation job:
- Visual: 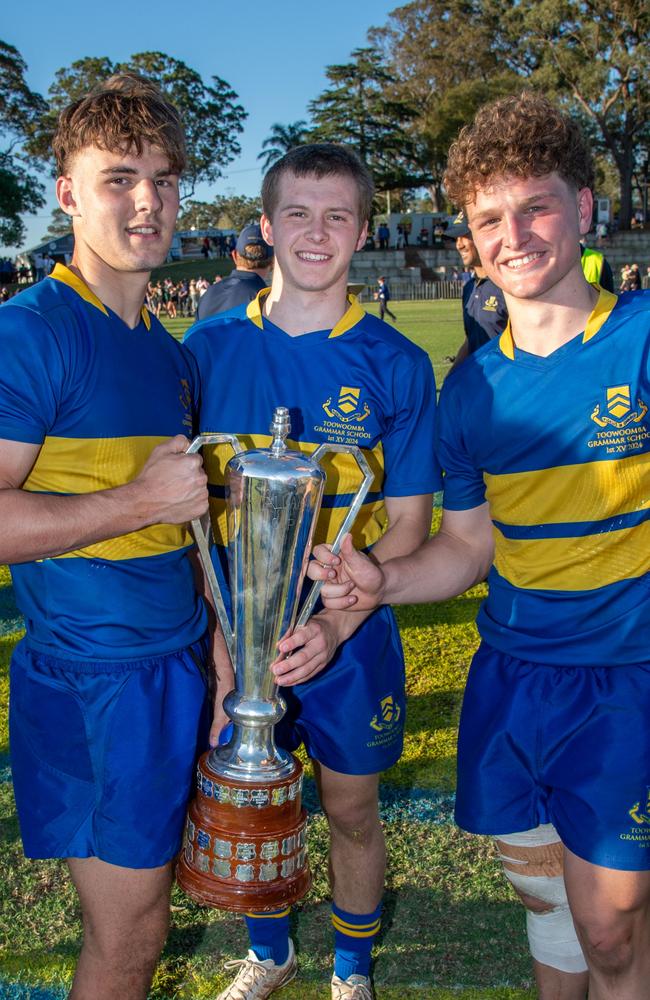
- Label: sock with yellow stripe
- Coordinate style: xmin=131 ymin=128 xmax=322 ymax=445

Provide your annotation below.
xmin=244 ymin=908 xmax=290 ymax=965
xmin=332 ymin=901 xmax=382 ymax=980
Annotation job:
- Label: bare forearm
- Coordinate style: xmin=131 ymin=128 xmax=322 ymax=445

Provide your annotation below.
xmin=381 ymin=530 xmax=491 ymax=606
xmin=0 ymin=482 xmax=154 ymax=564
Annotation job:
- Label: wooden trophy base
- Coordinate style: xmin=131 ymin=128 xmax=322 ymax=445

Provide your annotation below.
xmin=176 ymin=750 xmax=311 ymax=912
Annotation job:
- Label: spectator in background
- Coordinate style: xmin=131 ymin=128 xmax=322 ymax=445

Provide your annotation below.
xmin=196 ymin=223 xmax=273 ymax=321
xmin=375 ymin=275 xmax=396 ymax=322
xmin=442 ymin=210 xmax=508 ymax=372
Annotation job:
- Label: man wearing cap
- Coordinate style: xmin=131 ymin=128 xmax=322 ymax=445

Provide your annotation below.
xmin=196 ymin=223 xmax=274 ymax=321
xmin=443 ymin=210 xmax=508 ymax=371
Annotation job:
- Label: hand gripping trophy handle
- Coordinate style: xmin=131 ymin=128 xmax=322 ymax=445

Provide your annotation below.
xmin=295 ymin=442 xmax=373 ymax=628
xmin=178 ymin=409 xmax=375 ymax=912
xmin=185 ymin=432 xmax=243 ymax=664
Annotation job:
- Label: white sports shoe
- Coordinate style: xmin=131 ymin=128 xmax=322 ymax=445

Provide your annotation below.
xmin=216 ymin=939 xmax=297 ymax=999
xmin=331 ymin=972 xmax=374 ymax=999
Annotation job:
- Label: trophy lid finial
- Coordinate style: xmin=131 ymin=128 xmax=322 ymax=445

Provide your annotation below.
xmin=270 ymin=407 xmax=290 ymax=454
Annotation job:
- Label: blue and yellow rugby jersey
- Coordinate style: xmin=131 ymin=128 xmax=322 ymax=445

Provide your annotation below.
xmin=437 ymin=287 xmax=650 ymax=666
xmin=185 ymin=289 xmax=441 ymax=551
xmin=0 ymin=265 xmax=207 ymax=659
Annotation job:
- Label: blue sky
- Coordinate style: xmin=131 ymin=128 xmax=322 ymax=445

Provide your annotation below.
xmin=5 ymin=0 xmax=400 ymax=252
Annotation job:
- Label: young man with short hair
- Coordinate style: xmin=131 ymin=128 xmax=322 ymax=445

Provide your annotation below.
xmin=310 ymin=93 xmax=650 ymax=1000
xmin=0 ymin=75 xmax=227 ymax=999
xmin=186 ymin=143 xmax=440 ymax=1000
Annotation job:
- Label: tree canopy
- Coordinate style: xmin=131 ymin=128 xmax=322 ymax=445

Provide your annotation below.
xmin=308 ymin=47 xmax=425 ymax=193
xmin=26 ymin=52 xmax=247 ymax=200
xmin=258 ymin=121 xmax=310 ymax=172
xmin=0 ymin=40 xmax=46 ymax=247
xmin=177 ymin=194 xmax=262 ymax=232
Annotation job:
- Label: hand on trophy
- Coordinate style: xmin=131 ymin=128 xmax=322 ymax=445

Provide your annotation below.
xmin=307 ymin=534 xmax=387 ymax=612
xmin=209 ymin=626 xmax=236 ymax=748
xmin=272 ymin=611 xmax=342 ymax=686
xmin=130 ymin=435 xmax=209 ymax=524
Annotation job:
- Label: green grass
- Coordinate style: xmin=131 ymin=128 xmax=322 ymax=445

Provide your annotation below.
xmin=0 ymin=311 xmax=537 ymax=998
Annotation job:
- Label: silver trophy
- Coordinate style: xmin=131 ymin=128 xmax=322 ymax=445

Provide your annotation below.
xmin=177 ymin=406 xmax=373 ymax=910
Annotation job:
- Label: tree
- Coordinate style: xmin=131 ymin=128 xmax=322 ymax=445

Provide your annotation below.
xmin=482 ymin=0 xmax=650 ymax=228
xmin=26 ymin=52 xmax=247 ymax=200
xmin=369 ymin=2 xmax=520 ymax=208
xmin=0 ymin=40 xmax=46 ymax=247
xmin=258 ymin=121 xmax=310 ymax=172
xmin=43 ymin=207 xmax=73 ymax=240
xmin=307 ymin=46 xmax=424 ymax=192
xmin=177 ymin=194 xmax=262 ymax=232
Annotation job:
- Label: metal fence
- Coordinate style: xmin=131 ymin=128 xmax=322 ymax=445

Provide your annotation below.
xmin=356 ymin=280 xmax=464 ymax=302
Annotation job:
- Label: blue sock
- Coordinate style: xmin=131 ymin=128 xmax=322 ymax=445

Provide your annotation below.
xmin=332 ymin=901 xmax=382 ymax=980
xmin=244 ymin=908 xmax=290 ymax=965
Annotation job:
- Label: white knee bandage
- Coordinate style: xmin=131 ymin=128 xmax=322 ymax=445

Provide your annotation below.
xmin=496 ymin=825 xmax=587 ymax=974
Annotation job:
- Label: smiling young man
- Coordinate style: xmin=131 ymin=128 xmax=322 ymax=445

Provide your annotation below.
xmin=442 ymin=210 xmax=508 ymax=370
xmin=185 ymin=143 xmax=440 ymax=1000
xmin=0 ymin=75 xmax=226 ymax=999
xmin=309 ymin=94 xmax=650 ymax=999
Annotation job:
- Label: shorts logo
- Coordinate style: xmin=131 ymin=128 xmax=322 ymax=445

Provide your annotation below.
xmin=370 ymin=694 xmax=401 ymax=732
xmin=483 ymin=295 xmax=499 ymax=313
xmin=629 ymin=788 xmax=650 ymax=826
xmin=323 ymin=386 xmax=370 ymax=423
xmin=591 ymin=384 xmax=648 ymax=428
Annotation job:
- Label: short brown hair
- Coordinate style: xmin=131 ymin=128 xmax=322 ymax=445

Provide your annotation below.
xmin=261 ymin=143 xmax=374 ymax=223
xmin=444 ymin=91 xmax=594 ymax=208
xmin=53 ymin=72 xmax=186 ymax=176
xmin=234 ymin=245 xmax=273 ymax=270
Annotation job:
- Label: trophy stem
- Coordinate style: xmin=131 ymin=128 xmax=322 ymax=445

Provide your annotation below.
xmin=206 ymin=722 xmax=296 ymax=782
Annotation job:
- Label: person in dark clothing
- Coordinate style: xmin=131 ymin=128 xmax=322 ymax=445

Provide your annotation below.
xmin=443 ymin=211 xmax=508 ymax=371
xmin=196 ymin=224 xmax=273 ymax=321
xmin=376 ymin=276 xmax=396 ymax=322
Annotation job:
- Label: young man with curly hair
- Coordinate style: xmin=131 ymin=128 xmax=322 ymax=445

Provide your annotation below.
xmin=0 ymin=75 xmax=230 ymax=998
xmin=310 ymin=92 xmax=650 ymax=1000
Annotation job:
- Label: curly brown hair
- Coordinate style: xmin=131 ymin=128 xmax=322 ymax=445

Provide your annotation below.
xmin=53 ymin=73 xmax=186 ymax=176
xmin=444 ymin=91 xmax=594 ymax=208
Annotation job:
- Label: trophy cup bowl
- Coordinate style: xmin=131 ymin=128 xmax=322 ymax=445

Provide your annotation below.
xmin=176 ymin=407 xmax=373 ymax=911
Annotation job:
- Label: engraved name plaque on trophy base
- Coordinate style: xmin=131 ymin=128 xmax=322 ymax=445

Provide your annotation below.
xmin=177 ymin=753 xmax=310 ymax=912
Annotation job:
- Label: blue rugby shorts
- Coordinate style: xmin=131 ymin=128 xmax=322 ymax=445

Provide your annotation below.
xmin=9 ymin=635 xmax=210 ymax=868
xmin=455 ymin=641 xmax=650 ymax=871
xmin=275 ymin=604 xmax=406 ymax=775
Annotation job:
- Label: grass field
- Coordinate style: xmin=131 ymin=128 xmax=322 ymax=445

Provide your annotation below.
xmin=0 ymin=303 xmax=537 ymax=999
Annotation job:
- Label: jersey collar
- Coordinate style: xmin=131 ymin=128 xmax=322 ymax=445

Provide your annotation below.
xmin=498 ymin=284 xmax=618 ymax=361
xmin=246 ymin=288 xmax=365 ymax=339
xmin=49 ymin=263 xmax=152 ymax=330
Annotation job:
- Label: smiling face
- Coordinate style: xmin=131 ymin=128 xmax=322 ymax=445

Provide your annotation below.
xmin=260 ymin=171 xmax=368 ymax=297
xmin=56 ymin=143 xmax=180 ymax=277
xmin=455 ymin=234 xmax=482 ymax=270
xmin=465 ymin=172 xmax=593 ymax=302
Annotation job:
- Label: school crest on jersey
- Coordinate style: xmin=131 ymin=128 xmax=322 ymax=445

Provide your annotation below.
xmin=590 ymin=384 xmax=648 ymax=428
xmin=179 ymin=377 xmax=193 ymax=432
xmin=322 ymin=386 xmax=370 ymax=423
xmin=483 ymin=295 xmax=499 ymax=313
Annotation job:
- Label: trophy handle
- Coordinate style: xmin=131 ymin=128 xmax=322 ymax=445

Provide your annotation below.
xmin=186 ymin=433 xmax=244 ymax=663
xmin=295 ymin=443 xmax=374 ymax=629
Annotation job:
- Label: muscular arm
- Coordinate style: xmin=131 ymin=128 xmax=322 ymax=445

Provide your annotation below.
xmin=0 ymin=436 xmax=208 ymax=565
xmin=273 ymin=492 xmax=434 ymax=684
xmin=312 ymin=502 xmax=494 ymax=611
